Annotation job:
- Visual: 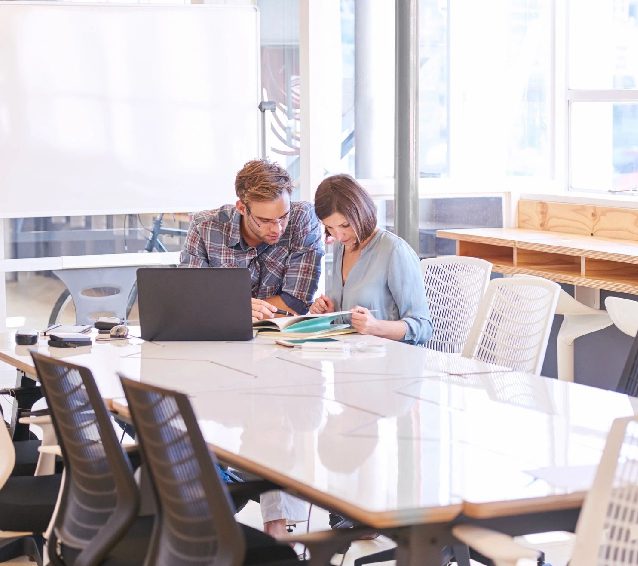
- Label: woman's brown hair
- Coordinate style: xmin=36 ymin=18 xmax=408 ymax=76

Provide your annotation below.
xmin=314 ymin=174 xmax=377 ymax=249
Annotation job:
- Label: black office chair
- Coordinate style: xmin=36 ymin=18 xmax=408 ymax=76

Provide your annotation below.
xmin=616 ymin=331 xmax=638 ymax=396
xmin=30 ymin=351 xmax=154 ymax=566
xmin=120 ymin=376 xmax=371 ymax=566
xmin=0 ymin=418 xmax=61 ymax=566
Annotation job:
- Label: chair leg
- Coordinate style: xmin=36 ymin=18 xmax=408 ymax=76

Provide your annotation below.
xmin=452 ymin=543 xmax=471 ymax=566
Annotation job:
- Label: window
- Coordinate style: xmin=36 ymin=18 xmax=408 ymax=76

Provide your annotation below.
xmin=258 ymin=0 xmax=301 ymax=178
xmin=443 ymin=0 xmax=553 ymax=182
xmin=335 ymin=1 xmax=554 ymax=188
xmin=568 ymin=0 xmax=638 ymax=192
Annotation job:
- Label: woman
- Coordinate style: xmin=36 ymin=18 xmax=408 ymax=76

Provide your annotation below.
xmin=310 ymin=174 xmax=432 ymax=345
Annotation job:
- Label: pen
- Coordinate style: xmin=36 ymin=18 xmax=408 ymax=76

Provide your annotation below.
xmin=274 ymin=308 xmax=293 ymax=316
xmin=43 ymin=323 xmax=61 ymax=335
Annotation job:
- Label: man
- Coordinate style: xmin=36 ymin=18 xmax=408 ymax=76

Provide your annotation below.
xmin=180 ymin=159 xmax=323 ymax=537
xmin=181 ymin=159 xmax=323 ymax=321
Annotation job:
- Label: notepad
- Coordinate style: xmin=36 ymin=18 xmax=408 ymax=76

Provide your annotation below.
xmin=43 ymin=324 xmax=92 ymax=336
xmin=253 ymin=311 xmax=355 ymax=338
xmin=48 ymin=332 xmax=93 ymax=346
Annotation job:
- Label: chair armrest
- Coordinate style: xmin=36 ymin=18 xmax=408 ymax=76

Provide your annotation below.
xmin=278 ymin=527 xmax=378 ymax=566
xmin=18 ymin=415 xmax=52 ymax=426
xmin=452 ymin=525 xmax=539 ymax=565
xmin=38 ymin=445 xmax=62 ymax=457
xmin=20 ymin=416 xmax=59 ymax=475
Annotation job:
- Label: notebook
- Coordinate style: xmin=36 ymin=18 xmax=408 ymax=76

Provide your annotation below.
xmin=136 ymin=267 xmax=253 ymax=341
xmin=253 ymin=311 xmax=351 ymax=333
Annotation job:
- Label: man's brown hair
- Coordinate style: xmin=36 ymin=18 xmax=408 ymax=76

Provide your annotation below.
xmin=314 ymin=174 xmax=377 ymax=249
xmin=235 ymin=159 xmax=293 ymax=203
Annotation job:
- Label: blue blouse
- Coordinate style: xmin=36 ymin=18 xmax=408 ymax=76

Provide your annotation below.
xmin=326 ymin=229 xmax=432 ymax=345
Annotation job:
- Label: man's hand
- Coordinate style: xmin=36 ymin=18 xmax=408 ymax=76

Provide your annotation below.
xmin=309 ymin=294 xmax=335 ymax=314
xmin=350 ymin=306 xmax=379 ymax=335
xmin=252 ymin=298 xmax=277 ymax=322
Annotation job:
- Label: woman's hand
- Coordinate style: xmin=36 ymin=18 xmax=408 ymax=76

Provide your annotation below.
xmin=251 ymin=298 xmax=277 ymax=322
xmin=350 ymin=306 xmax=379 ymax=335
xmin=309 ymin=294 xmax=335 ymax=314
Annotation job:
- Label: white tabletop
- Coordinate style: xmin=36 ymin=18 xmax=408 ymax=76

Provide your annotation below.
xmin=0 ymin=251 xmax=180 ymax=273
xmin=1 ymin=331 xmax=635 ymax=529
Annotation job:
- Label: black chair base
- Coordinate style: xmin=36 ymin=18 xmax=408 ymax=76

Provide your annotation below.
xmin=0 ymin=534 xmax=44 ymax=566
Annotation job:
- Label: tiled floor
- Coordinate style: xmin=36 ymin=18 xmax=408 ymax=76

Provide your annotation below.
xmin=2 ymin=274 xmax=573 ymax=566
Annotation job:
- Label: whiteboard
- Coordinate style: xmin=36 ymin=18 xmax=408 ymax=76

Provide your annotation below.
xmin=0 ymin=3 xmax=260 ymax=218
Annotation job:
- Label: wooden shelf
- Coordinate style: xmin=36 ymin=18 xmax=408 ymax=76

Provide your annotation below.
xmin=516 ymin=249 xmax=581 ymax=276
xmin=436 ymin=200 xmax=638 ymax=295
xmin=458 ymin=241 xmax=514 ymax=267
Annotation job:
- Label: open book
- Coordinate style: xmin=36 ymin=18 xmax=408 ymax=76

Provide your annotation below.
xmin=253 ymin=311 xmax=355 ymax=339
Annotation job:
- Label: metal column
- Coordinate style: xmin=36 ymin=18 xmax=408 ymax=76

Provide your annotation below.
xmin=394 ymin=0 xmax=420 ymax=252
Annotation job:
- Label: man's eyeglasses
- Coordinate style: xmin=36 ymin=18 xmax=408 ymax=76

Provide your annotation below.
xmin=245 ymin=205 xmax=290 ymax=229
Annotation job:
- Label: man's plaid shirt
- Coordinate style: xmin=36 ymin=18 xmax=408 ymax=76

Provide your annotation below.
xmin=179 ymin=202 xmax=324 ymax=314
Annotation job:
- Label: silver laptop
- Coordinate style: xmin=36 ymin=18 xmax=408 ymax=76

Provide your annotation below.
xmin=136 ymin=268 xmax=253 ymax=341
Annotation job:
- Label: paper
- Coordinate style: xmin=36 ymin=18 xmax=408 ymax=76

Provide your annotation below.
xmin=43 ymin=324 xmax=92 ymax=336
xmin=525 ymin=464 xmax=597 ymax=490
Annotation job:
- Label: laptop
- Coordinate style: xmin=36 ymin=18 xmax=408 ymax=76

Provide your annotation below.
xmin=136 ymin=268 xmax=253 ymax=341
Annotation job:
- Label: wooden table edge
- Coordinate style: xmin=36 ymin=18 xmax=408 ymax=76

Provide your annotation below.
xmin=461 ymin=491 xmax=585 ymax=519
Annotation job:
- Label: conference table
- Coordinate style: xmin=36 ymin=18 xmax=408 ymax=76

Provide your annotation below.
xmin=1 ymin=330 xmax=636 ymax=565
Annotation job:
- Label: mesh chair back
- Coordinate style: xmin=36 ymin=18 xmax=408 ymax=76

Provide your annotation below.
xmin=120 ymin=376 xmax=245 ymax=566
xmin=30 ymin=351 xmax=139 ymax=565
xmin=421 ymin=256 xmax=492 ymax=353
xmin=462 ymin=277 xmax=560 ymax=375
xmin=571 ymin=416 xmax=638 ymax=565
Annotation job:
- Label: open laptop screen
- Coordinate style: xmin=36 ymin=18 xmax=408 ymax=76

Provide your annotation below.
xmin=137 ymin=268 xmax=253 ymax=341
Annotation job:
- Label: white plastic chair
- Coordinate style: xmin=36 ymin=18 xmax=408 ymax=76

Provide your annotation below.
xmin=605 ymin=296 xmax=638 ymax=338
xmin=452 ymin=414 xmax=638 ymax=566
xmin=554 ymin=290 xmax=613 ymax=382
xmin=421 ymin=256 xmax=492 ymax=353
xmin=462 ymin=277 xmax=560 ymax=375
